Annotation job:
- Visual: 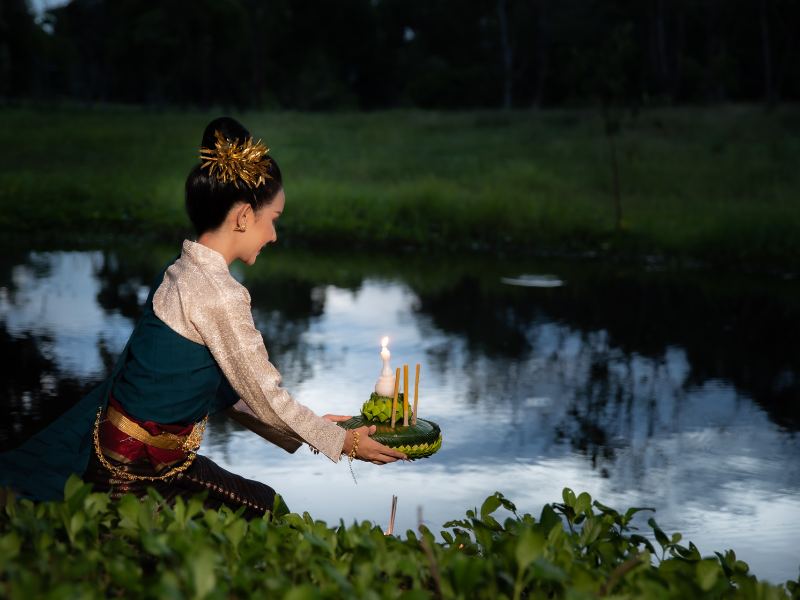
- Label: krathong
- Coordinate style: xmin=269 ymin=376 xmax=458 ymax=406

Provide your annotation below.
xmin=338 ymin=338 xmax=442 ymax=460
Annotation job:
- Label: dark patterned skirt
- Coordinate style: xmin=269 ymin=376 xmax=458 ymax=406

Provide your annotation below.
xmin=83 ymin=450 xmax=284 ymax=520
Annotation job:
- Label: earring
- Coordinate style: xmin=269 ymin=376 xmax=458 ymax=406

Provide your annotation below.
xmin=234 ymin=222 xmax=247 ymax=232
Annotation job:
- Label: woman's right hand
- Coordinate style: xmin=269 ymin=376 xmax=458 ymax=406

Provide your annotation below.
xmin=344 ymin=426 xmax=407 ymax=464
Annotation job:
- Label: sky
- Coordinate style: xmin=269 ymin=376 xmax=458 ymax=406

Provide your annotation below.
xmin=29 ymin=0 xmax=69 ymax=16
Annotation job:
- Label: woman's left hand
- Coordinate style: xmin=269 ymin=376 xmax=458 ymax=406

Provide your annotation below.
xmin=322 ymin=414 xmax=352 ymax=423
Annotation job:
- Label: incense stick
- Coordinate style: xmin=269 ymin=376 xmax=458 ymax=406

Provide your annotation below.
xmin=385 ymin=495 xmax=398 ymax=536
xmin=403 ymin=364 xmax=409 ymax=426
xmin=391 ymin=367 xmax=400 ymax=428
xmin=412 ymin=363 xmax=420 ymax=425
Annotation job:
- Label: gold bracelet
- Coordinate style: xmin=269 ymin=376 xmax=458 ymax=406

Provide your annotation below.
xmin=346 ymin=430 xmax=360 ymax=485
xmin=349 ymin=430 xmax=360 ymax=462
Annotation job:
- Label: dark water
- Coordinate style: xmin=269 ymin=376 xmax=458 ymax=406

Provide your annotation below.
xmin=1 ymin=244 xmax=798 ymax=583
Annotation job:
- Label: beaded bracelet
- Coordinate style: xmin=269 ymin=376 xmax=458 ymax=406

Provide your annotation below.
xmin=349 ymin=431 xmax=360 ymax=461
xmin=347 ymin=430 xmax=360 ymax=484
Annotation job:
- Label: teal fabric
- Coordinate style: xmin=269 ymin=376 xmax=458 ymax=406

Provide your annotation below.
xmin=113 ymin=282 xmax=228 ymax=425
xmin=0 ymin=357 xmax=119 ymax=501
xmin=0 ymin=257 xmax=239 ymax=501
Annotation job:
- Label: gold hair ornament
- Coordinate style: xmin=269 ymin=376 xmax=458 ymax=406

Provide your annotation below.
xmin=199 ymin=130 xmax=273 ymax=189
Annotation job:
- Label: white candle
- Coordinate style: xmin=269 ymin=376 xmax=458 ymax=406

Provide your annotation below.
xmin=380 ymin=336 xmax=390 ymax=367
xmin=375 ymin=336 xmax=396 ymax=397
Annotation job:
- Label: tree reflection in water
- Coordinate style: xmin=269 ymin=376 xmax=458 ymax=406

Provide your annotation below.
xmin=413 ymin=267 xmax=799 ymax=434
xmin=1 ymin=245 xmax=797 ymax=458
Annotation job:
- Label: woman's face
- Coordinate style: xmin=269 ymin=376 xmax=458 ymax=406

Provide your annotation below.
xmin=238 ymin=189 xmax=285 ymax=265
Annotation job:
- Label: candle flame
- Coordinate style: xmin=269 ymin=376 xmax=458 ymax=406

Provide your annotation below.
xmin=381 ymin=336 xmax=389 ymax=348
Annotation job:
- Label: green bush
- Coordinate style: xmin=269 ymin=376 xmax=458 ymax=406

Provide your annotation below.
xmin=0 ymin=476 xmax=797 ymax=599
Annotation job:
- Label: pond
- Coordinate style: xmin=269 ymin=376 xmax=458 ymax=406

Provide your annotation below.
xmin=1 ymin=243 xmax=799 ymax=583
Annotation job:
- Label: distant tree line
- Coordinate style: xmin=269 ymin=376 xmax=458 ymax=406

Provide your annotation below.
xmin=1 ymin=0 xmax=798 ymax=109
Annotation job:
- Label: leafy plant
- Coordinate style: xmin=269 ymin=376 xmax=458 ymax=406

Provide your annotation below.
xmin=0 ymin=477 xmax=797 ymax=599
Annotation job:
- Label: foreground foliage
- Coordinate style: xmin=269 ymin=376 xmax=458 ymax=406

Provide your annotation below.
xmin=0 ymin=477 xmax=797 ymax=599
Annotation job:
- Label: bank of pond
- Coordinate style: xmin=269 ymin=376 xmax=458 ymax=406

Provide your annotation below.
xmin=1 ymin=106 xmax=799 ymax=273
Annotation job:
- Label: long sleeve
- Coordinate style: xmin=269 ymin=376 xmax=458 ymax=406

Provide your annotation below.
xmin=216 ymin=376 xmax=303 ymax=453
xmin=152 ymin=240 xmax=347 ymax=463
xmin=193 ymin=286 xmax=346 ymax=462
xmin=226 ymin=400 xmax=303 ymax=454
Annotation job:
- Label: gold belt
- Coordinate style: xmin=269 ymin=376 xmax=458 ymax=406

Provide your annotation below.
xmin=105 ymin=404 xmax=207 ymax=452
xmin=93 ymin=404 xmax=209 ymax=482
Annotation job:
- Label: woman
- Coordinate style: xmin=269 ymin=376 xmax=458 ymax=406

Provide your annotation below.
xmin=0 ymin=117 xmax=405 ymax=518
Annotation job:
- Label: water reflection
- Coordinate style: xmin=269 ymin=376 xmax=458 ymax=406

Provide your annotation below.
xmin=0 ymin=246 xmax=798 ymax=583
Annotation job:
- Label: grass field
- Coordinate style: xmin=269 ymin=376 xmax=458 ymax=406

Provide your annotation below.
xmin=1 ymin=105 xmax=798 ymax=271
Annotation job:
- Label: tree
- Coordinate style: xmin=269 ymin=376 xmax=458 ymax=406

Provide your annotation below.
xmin=0 ymin=0 xmax=40 ymax=100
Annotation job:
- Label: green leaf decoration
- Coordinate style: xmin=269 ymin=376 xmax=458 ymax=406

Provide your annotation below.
xmin=338 ymin=416 xmax=441 ymax=459
xmin=359 ymin=393 xmax=410 ymax=424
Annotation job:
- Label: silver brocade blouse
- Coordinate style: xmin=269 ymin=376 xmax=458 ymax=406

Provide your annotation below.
xmin=152 ymin=239 xmax=346 ymax=462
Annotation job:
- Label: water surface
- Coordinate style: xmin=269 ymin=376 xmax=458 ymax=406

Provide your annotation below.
xmin=1 ymin=245 xmax=798 ymax=583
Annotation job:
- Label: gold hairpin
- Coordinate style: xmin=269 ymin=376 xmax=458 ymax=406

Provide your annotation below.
xmin=199 ymin=130 xmax=273 ymax=189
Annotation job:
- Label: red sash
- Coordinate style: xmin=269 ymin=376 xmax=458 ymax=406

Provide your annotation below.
xmin=99 ymin=396 xmax=195 ymax=471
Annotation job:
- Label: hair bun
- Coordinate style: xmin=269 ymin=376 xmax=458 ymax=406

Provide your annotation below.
xmin=185 ymin=117 xmax=283 ymax=236
xmin=200 ymin=116 xmax=250 ymax=148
